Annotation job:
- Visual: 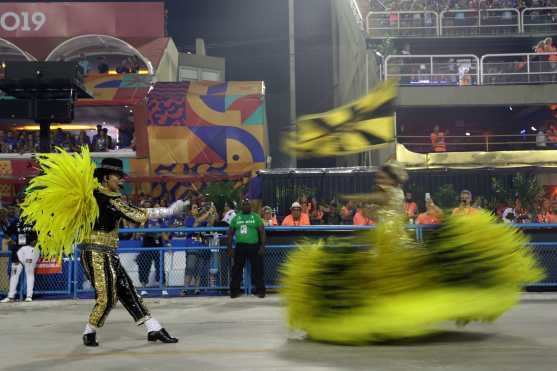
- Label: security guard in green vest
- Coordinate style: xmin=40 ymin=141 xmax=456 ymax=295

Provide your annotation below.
xmin=227 ymin=199 xmax=266 ymax=298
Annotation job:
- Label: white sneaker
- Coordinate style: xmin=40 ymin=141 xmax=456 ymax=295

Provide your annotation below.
xmin=162 ymin=290 xmax=168 ymax=296
xmin=0 ymin=297 xmax=14 ymax=303
xmin=140 ymin=290 xmax=148 ymax=296
xmin=24 ymin=298 xmax=32 ymax=302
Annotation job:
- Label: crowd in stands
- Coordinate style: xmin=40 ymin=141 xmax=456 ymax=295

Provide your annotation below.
xmin=370 ymin=0 xmax=555 ymax=12
xmin=0 ymin=124 xmax=133 ymax=154
xmin=397 ymin=120 xmax=557 ymax=153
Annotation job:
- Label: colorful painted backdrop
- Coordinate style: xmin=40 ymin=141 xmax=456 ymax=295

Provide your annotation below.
xmin=146 ymin=81 xmax=268 ymax=177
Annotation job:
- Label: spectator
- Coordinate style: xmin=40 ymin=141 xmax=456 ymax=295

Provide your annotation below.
xmin=544 ymin=37 xmax=557 ymax=82
xmin=340 ymin=200 xmax=355 ymax=225
xmin=353 ymin=204 xmax=375 ymax=225
xmin=76 ymin=130 xmax=91 ymax=150
xmin=282 ymin=202 xmax=311 ymax=226
xmin=416 ymin=198 xmax=443 ymax=224
xmin=452 ymin=189 xmax=479 ymax=216
xmin=128 ymin=56 xmax=141 ymax=73
xmin=33 ymin=132 xmax=40 ymax=152
xmin=182 ymin=203 xmax=214 ymax=295
xmin=118 ymin=127 xmax=133 ymax=149
xmin=221 ymin=201 xmax=237 ymax=225
xmin=430 ymin=125 xmax=447 ymax=152
xmin=546 ymin=122 xmax=557 ymax=147
xmin=103 ymin=128 xmax=114 ymax=150
xmin=540 ymin=203 xmax=557 ymax=223
xmin=502 ymin=207 xmax=516 ymax=224
xmin=309 ymin=201 xmax=325 ymax=225
xmin=404 ymin=192 xmax=418 ymax=222
xmin=227 ymin=199 xmax=266 ymax=298
xmin=536 ymin=198 xmax=551 ymax=222
xmin=323 ymin=201 xmax=341 ymax=224
xmin=77 ymin=53 xmax=91 ymax=75
xmin=137 ymin=201 xmax=165 ymax=295
xmin=53 ymin=128 xmax=65 ymax=147
xmin=62 ymin=133 xmax=75 ymax=151
xmin=536 ymin=127 xmax=547 ymax=148
xmin=15 ymin=132 xmax=26 ymax=153
xmin=116 ymin=59 xmax=131 ymax=74
xmin=4 ymin=131 xmax=16 ymax=152
xmin=533 ymin=40 xmax=545 ymax=82
xmin=261 ymin=206 xmax=278 ymax=226
xmin=93 ymin=128 xmax=111 ymax=152
xmin=97 ymin=56 xmax=109 ymax=74
xmin=246 ymin=171 xmax=262 ymax=214
xmin=92 ymin=125 xmax=102 ymax=147
xmin=299 ymin=194 xmax=313 ymax=215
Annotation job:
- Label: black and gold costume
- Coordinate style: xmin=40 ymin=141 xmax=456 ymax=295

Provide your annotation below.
xmin=20 ymin=149 xmax=183 ymax=345
xmin=79 ymin=186 xmax=151 ymax=327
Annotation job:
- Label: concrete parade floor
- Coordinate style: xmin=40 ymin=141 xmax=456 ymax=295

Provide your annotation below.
xmin=1 ymin=294 xmax=557 ymax=371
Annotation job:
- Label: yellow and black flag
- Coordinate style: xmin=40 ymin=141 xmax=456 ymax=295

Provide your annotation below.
xmin=284 ymin=80 xmax=397 ymax=157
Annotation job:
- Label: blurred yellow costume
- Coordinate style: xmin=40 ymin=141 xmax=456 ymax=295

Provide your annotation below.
xmin=281 ymin=174 xmax=543 ymax=345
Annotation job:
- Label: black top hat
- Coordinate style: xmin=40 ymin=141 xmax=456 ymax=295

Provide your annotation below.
xmin=94 ymin=158 xmax=126 ymax=179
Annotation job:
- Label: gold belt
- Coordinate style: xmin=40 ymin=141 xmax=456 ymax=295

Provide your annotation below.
xmin=82 ymin=230 xmax=119 ymax=249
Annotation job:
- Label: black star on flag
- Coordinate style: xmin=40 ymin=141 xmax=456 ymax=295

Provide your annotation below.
xmin=284 ymin=80 xmax=397 ymax=157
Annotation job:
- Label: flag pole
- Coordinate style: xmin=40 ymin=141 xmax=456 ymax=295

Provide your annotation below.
xmin=288 ymin=0 xmax=297 ymax=168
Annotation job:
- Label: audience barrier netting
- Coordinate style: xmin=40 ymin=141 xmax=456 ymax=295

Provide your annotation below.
xmin=1 ymin=224 xmax=557 ymax=299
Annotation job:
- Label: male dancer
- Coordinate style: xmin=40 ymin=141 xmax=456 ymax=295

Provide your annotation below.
xmin=80 ymin=158 xmax=186 ymax=346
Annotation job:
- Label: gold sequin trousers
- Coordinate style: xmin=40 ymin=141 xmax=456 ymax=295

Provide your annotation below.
xmin=80 ymin=248 xmax=151 ymax=327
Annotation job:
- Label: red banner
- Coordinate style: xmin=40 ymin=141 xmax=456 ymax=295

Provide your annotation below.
xmin=35 ymin=258 xmax=62 ymax=275
xmin=0 ymin=2 xmax=164 ymax=38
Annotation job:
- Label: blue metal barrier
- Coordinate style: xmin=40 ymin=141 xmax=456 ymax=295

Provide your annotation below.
xmin=2 ymin=224 xmax=557 ymax=299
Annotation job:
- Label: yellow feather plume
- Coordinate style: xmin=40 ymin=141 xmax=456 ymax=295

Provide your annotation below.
xmin=20 ymin=147 xmax=99 ymax=259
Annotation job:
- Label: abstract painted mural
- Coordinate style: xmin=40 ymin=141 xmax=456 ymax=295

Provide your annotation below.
xmin=146 ymin=81 xmax=268 ymax=178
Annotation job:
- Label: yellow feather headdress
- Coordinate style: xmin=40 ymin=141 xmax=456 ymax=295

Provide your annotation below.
xmin=20 ymin=147 xmax=99 ymax=259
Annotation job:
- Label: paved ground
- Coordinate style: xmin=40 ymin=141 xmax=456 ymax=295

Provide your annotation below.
xmin=1 ymin=294 xmax=557 ymax=371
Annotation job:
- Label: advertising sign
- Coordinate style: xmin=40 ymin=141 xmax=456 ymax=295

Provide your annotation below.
xmin=0 ymin=2 xmax=164 ymax=38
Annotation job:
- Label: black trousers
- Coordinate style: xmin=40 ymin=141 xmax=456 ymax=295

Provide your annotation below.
xmin=230 ymin=243 xmax=265 ymax=295
xmin=136 ymin=250 xmax=162 ymax=286
xmin=81 ymin=249 xmax=150 ymax=327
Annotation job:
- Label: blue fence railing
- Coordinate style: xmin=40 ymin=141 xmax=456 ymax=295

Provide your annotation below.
xmin=1 ymin=224 xmax=557 ymax=299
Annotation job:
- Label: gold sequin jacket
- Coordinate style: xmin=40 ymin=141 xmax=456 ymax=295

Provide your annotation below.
xmin=82 ymin=187 xmax=147 ymax=250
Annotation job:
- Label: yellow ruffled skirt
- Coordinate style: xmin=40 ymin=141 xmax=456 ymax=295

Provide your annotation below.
xmin=280 ymin=211 xmax=544 ymax=344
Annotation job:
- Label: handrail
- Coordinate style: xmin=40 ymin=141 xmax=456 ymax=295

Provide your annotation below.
xmin=118 ymin=224 xmax=557 ymax=234
xmin=366 ymin=7 xmax=557 ymax=37
xmin=480 ymin=51 xmax=557 ymax=84
xmin=376 ymin=52 xmax=557 ymax=85
xmin=119 ymin=225 xmax=379 ymax=234
xmin=440 ymin=8 xmax=520 ymax=35
xmin=521 ymin=7 xmax=557 ymax=33
xmin=366 ymin=10 xmax=440 ymax=36
xmin=384 ymin=54 xmax=480 ymax=85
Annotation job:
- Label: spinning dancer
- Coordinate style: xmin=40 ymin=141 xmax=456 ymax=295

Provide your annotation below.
xmin=20 ymin=149 xmax=187 ymax=346
xmin=281 ymin=161 xmax=543 ymax=344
